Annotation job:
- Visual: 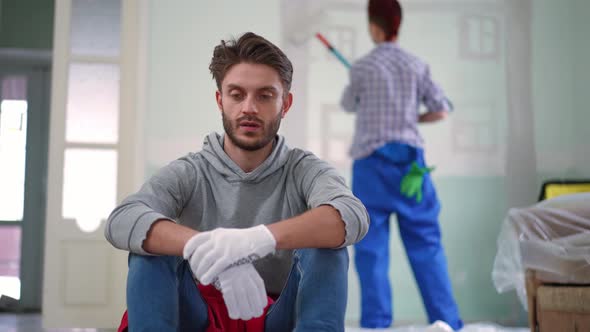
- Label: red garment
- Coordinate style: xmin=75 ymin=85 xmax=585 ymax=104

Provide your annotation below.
xmin=198 ymin=284 xmax=273 ymax=332
xmin=117 ymin=284 xmax=273 ymax=332
xmin=117 ymin=311 xmax=128 ymax=332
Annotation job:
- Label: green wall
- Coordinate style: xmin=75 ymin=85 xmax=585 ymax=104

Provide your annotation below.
xmin=0 ymin=0 xmax=54 ymax=49
xmin=533 ymin=0 xmax=589 ymax=180
xmin=348 ymin=178 xmax=527 ymax=325
xmin=573 ymin=0 xmax=590 ymax=175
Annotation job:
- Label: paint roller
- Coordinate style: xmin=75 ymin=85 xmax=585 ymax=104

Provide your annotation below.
xmin=315 ymin=32 xmax=352 ymax=69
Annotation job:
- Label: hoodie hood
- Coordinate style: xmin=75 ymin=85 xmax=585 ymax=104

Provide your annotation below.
xmin=201 ymin=132 xmax=291 ymax=183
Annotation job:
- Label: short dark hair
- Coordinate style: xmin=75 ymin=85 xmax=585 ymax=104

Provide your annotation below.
xmin=368 ymin=0 xmax=403 ymax=40
xmin=209 ymin=32 xmax=293 ymax=93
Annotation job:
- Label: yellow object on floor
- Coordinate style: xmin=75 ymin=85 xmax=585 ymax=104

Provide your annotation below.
xmin=539 ymin=180 xmax=590 ymax=200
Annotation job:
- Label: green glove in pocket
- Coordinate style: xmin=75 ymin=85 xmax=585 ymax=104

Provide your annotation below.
xmin=400 ymin=162 xmax=435 ymax=203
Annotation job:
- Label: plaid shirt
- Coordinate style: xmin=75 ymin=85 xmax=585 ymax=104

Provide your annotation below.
xmin=340 ymin=42 xmax=452 ymax=159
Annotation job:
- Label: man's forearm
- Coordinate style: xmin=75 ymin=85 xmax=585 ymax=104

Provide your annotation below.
xmin=419 ymin=110 xmax=448 ymax=123
xmin=146 ymin=204 xmax=346 ymax=256
xmin=340 ymin=86 xmax=358 ymax=113
xmin=266 ymin=205 xmax=346 ymax=250
xmin=143 ymin=219 xmax=198 ymax=256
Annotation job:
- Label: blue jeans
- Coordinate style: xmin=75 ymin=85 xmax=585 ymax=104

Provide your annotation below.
xmin=126 ymin=248 xmax=349 ymax=332
xmin=352 ymin=142 xmax=463 ymax=330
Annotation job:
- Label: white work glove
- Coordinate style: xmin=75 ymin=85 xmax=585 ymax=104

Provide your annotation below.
xmin=183 ymin=225 xmax=276 ymax=285
xmin=213 ymin=263 xmax=267 ymax=320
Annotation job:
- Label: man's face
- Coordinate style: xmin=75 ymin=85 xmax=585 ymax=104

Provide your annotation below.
xmin=216 ymin=63 xmax=292 ymax=151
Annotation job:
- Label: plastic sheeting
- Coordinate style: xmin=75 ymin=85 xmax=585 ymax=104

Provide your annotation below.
xmin=492 ymin=193 xmax=590 ymax=310
xmin=346 ymin=322 xmax=528 ymax=331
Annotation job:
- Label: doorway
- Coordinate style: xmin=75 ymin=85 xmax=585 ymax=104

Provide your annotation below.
xmin=0 ymin=54 xmax=51 ymax=311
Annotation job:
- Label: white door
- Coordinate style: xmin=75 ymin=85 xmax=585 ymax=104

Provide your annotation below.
xmin=43 ymin=0 xmax=146 ymax=328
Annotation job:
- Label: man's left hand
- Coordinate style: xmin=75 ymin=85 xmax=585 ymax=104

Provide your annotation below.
xmin=183 ymin=225 xmax=276 ymax=285
xmin=214 ymin=263 xmax=268 ymax=320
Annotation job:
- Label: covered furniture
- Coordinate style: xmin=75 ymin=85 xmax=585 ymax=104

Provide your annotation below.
xmin=493 ymin=191 xmax=590 ymax=332
xmin=525 ymin=270 xmax=590 ymax=331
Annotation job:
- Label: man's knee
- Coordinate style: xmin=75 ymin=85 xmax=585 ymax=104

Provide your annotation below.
xmin=295 ymin=247 xmax=349 ymax=272
xmin=127 ymin=254 xmax=187 ymax=292
xmin=128 ymin=253 xmax=181 ymax=273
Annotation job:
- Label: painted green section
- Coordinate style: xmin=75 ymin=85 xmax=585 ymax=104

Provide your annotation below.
xmin=345 ymin=177 xmax=527 ymax=325
xmin=0 ymin=0 xmax=54 ymax=49
xmin=573 ymin=0 xmax=590 ymax=176
xmin=532 ymin=0 xmax=590 ymax=177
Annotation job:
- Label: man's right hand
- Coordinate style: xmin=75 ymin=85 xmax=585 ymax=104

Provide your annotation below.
xmin=213 ymin=263 xmax=268 ymax=320
xmin=182 ymin=226 xmax=276 ymax=285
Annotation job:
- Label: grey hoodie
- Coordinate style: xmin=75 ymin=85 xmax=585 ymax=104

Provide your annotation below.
xmin=105 ymin=132 xmax=369 ymax=293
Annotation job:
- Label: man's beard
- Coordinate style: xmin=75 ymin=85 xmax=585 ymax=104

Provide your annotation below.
xmin=222 ymin=110 xmax=282 ymax=151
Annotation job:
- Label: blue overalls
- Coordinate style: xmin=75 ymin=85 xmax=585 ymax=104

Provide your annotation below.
xmin=352 ymin=141 xmax=463 ymax=329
